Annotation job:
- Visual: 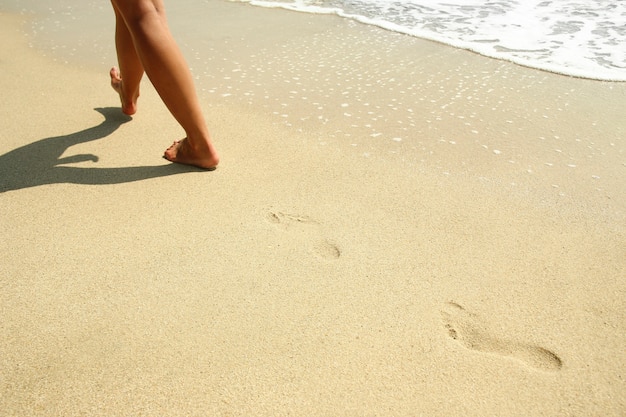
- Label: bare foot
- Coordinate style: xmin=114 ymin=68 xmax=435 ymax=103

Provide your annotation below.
xmin=110 ymin=67 xmax=138 ymax=116
xmin=163 ymin=138 xmax=219 ymax=170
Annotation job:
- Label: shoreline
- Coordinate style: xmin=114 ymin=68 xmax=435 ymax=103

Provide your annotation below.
xmin=7 ymin=0 xmax=625 ymax=82
xmin=1 ymin=5 xmax=625 ymax=416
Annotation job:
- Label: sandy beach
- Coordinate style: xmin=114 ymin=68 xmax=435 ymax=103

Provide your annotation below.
xmin=1 ymin=2 xmax=625 ymax=416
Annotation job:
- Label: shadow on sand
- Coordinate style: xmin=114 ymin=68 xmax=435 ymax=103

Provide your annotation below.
xmin=0 ymin=107 xmax=201 ymax=194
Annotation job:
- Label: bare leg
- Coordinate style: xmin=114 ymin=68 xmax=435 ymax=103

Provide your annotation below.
xmin=110 ymin=5 xmax=143 ymax=115
xmin=110 ymin=0 xmax=219 ymax=169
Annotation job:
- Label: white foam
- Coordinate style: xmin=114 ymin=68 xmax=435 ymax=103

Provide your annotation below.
xmin=239 ymin=0 xmax=626 ymax=81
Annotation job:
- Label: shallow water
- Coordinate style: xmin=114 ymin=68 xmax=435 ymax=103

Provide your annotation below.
xmin=237 ymin=0 xmax=626 ymax=81
xmin=4 ymin=0 xmax=625 ymax=81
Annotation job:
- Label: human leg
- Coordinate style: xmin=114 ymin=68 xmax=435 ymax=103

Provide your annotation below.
xmin=110 ymin=0 xmax=219 ymax=169
xmin=110 ymin=4 xmax=143 ymax=116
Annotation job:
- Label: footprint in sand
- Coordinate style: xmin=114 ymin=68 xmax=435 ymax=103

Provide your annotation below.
xmin=266 ymin=211 xmax=341 ymax=260
xmin=440 ymin=302 xmax=562 ymax=372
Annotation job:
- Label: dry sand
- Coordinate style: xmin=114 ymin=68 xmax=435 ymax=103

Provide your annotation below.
xmin=1 ymin=2 xmax=625 ymax=416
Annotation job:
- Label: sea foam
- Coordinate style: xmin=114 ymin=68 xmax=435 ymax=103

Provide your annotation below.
xmin=237 ymin=0 xmax=626 ymax=81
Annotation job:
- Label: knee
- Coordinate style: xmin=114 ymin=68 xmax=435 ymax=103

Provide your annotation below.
xmin=111 ymin=0 xmax=165 ymax=26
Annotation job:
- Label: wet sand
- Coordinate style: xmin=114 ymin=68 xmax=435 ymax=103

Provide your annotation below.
xmin=0 ymin=3 xmax=625 ymax=416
